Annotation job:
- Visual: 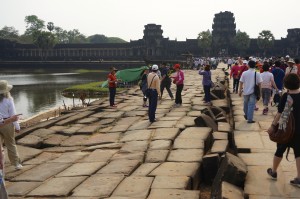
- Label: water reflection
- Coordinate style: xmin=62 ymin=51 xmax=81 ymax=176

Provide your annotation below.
xmin=0 ymin=71 xmax=107 ymax=119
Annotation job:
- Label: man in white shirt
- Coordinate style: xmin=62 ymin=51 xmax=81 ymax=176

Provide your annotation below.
xmin=239 ymin=60 xmax=263 ymax=123
xmin=285 ymin=59 xmax=298 ymax=75
xmin=227 ymin=58 xmax=233 ymax=70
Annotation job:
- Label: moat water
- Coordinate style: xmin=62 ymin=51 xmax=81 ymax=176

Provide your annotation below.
xmin=0 ymin=68 xmax=108 ymax=119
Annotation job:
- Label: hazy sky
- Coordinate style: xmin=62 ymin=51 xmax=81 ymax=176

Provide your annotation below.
xmin=1 ymin=0 xmax=300 ymax=42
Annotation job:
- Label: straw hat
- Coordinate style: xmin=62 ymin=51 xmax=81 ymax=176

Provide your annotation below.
xmin=287 ymin=59 xmax=295 ymax=64
xmin=0 ymin=80 xmax=13 ymax=94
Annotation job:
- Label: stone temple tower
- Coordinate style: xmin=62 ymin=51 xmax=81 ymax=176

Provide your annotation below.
xmin=143 ymin=24 xmax=163 ymax=57
xmin=212 ymin=11 xmax=236 ymax=55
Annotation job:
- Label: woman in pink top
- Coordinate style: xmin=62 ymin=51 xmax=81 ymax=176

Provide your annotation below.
xmin=172 ymin=64 xmax=184 ymax=107
xmin=261 ymin=63 xmax=278 ymax=114
xmin=230 ymin=62 xmax=241 ymax=93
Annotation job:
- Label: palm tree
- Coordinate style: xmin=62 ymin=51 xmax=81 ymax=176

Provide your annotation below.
xmin=47 ymin=22 xmax=54 ymax=32
xmin=257 ymin=30 xmax=274 ymax=57
xmin=197 ymin=30 xmax=212 ymax=56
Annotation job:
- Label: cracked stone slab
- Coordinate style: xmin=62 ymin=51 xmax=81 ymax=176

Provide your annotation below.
xmin=147 ymin=189 xmax=200 ymax=199
xmin=4 ymin=164 xmax=36 ymax=181
xmin=60 ymin=135 xmax=89 ymax=146
xmin=151 ymin=176 xmax=191 ymax=189
xmin=56 ymin=162 xmax=107 ymax=177
xmin=120 ymin=129 xmax=153 ymax=142
xmin=49 ymin=151 xmax=88 ymax=163
xmin=145 ymin=150 xmax=169 ymax=163
xmin=111 ymin=152 xmax=145 ymax=161
xmin=23 ymin=152 xmax=62 ymax=165
xmin=218 ymin=122 xmax=231 ymax=132
xmin=178 ymin=127 xmax=212 ymax=139
xmin=27 ymin=176 xmax=87 ymax=197
xmin=5 ymin=145 xmax=42 ymax=163
xmin=43 ymin=146 xmax=83 ymax=153
xmin=56 ymin=111 xmax=95 ymax=125
xmin=12 ymin=163 xmax=71 ymax=181
xmin=234 ymin=131 xmax=264 ymax=150
xmin=102 ymin=111 xmax=125 ymax=118
xmin=80 ymin=149 xmax=118 ymax=162
xmin=211 ymin=140 xmax=229 ymax=154
xmin=127 ymin=120 xmax=151 ymax=131
xmin=97 ymin=159 xmax=141 ymax=175
xmin=235 ymin=121 xmax=261 ymax=131
xmin=173 ymin=138 xmax=204 ymax=149
xmin=120 ymin=141 xmax=148 ymax=153
xmin=165 ymin=111 xmax=187 ymax=117
xmin=149 ymin=140 xmax=171 ymax=150
xmin=17 ymin=134 xmax=43 ymax=148
xmin=76 ymin=125 xmax=101 ymax=135
xmin=48 ymin=125 xmax=68 ymax=133
xmin=31 ymin=128 xmax=56 ymax=138
xmin=131 ymin=163 xmax=160 ymax=176
xmin=177 ymin=116 xmax=197 ymax=127
xmin=168 ymin=149 xmax=204 ymax=162
xmin=7 ymin=181 xmax=42 ymax=196
xmin=43 ymin=134 xmax=69 ymax=147
xmin=115 ymin=116 xmax=141 ymax=126
xmin=83 ymin=143 xmax=123 ymax=151
xmin=152 ymin=128 xmax=180 ymax=141
xmin=149 ymin=162 xmax=200 ymax=178
xmin=84 ymin=133 xmax=121 ymax=146
xmin=76 ymin=117 xmax=99 ymax=124
xmin=112 ymin=176 xmax=154 ymax=198
xmin=108 ymin=124 xmax=131 ymax=133
xmin=58 ymin=126 xmax=82 ymax=136
xmin=148 ymin=121 xmax=178 ymax=129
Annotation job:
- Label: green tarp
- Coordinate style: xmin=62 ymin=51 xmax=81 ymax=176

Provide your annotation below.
xmin=101 ymin=66 xmax=149 ymax=88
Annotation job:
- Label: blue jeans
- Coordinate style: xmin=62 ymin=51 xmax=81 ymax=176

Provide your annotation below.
xmin=109 ymin=87 xmax=116 ymax=106
xmin=243 ymin=93 xmax=256 ymax=122
xmin=204 ymin=85 xmax=211 ymax=103
xmin=148 ymin=89 xmax=158 ymax=122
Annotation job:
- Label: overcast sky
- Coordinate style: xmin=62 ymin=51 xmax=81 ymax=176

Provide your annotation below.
xmin=1 ymin=0 xmax=300 ymax=42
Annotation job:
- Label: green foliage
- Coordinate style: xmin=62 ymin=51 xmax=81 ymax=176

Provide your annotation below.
xmin=53 ymin=26 xmax=68 ymax=43
xmin=47 ymin=22 xmax=54 ymax=32
xmin=0 ymin=26 xmax=19 ymax=40
xmin=33 ymin=31 xmax=56 ymax=49
xmin=67 ymin=29 xmax=87 ymax=43
xmin=257 ymin=30 xmax=274 ymax=50
xmin=24 ymin=15 xmax=45 ymax=36
xmin=88 ymin=34 xmax=127 ymax=43
xmin=197 ymin=30 xmax=212 ymax=56
xmin=234 ymin=30 xmax=250 ymax=51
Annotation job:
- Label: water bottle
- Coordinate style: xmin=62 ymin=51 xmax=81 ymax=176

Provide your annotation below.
xmin=0 ymin=170 xmax=3 ymax=184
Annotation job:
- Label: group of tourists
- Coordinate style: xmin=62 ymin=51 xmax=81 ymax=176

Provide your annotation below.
xmin=234 ymin=55 xmax=300 ymax=187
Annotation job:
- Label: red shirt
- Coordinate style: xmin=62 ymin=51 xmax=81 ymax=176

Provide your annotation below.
xmin=108 ymin=73 xmax=117 ymax=88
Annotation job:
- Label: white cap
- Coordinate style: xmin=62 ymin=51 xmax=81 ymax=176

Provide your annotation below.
xmin=152 ymin=64 xmax=158 ymax=71
xmin=286 ymin=55 xmax=290 ymax=58
xmin=243 ymin=60 xmax=248 ymax=64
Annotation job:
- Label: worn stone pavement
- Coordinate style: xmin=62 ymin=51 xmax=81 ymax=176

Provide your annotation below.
xmin=3 ymin=63 xmax=300 ymax=199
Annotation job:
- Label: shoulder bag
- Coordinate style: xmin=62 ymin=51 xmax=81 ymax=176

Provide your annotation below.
xmin=254 ymin=72 xmax=260 ymax=101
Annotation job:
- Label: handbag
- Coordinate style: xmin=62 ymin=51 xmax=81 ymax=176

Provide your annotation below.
xmin=254 ymin=72 xmax=260 ymax=101
xmin=145 ymin=75 xmax=156 ymax=98
xmin=267 ymin=95 xmax=295 ymax=144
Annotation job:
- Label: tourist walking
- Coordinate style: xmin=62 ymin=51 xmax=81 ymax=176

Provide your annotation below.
xmin=107 ymin=67 xmax=118 ymax=107
xmin=238 ymin=60 xmax=263 ymax=123
xmin=0 ymin=80 xmax=22 ymax=170
xmin=140 ymin=67 xmax=150 ymax=107
xmin=172 ymin=64 xmax=184 ymax=107
xmin=147 ymin=65 xmax=161 ymax=123
xmin=0 ymin=115 xmax=19 ymax=199
xmin=260 ymin=63 xmax=278 ymax=115
xmin=230 ymin=62 xmax=241 ymax=93
xmin=285 ymin=59 xmax=298 ymax=75
xmin=267 ymin=73 xmax=300 ymax=187
xmin=227 ymin=58 xmax=233 ymax=70
xmin=199 ymin=65 xmax=213 ymax=106
xmin=160 ymin=63 xmax=174 ymax=100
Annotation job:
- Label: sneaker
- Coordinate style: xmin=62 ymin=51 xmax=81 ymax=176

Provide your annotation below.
xmin=290 ymin=178 xmax=300 ymax=187
xmin=267 ymin=168 xmax=277 ymax=180
xmin=15 ymin=163 xmax=23 ymax=170
xmin=247 ymin=120 xmax=255 ymax=123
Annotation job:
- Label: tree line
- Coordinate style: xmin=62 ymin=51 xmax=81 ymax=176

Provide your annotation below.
xmin=0 ymin=15 xmax=128 ymax=46
xmin=197 ymin=29 xmax=275 ymax=56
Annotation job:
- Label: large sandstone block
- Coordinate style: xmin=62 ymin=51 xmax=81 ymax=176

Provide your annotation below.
xmin=145 ymin=150 xmax=169 ymax=163
xmin=84 ymin=133 xmax=120 ymax=146
xmin=27 ymin=176 xmax=87 ymax=197
xmin=120 ymin=141 xmax=148 ymax=153
xmin=167 ymin=149 xmax=204 ymax=162
xmin=17 ymin=134 xmax=43 ymax=148
xmin=112 ymin=176 xmax=154 ymax=198
xmin=80 ymin=149 xmax=118 ymax=162
xmin=173 ymin=138 xmax=204 ymax=149
xmin=7 ymin=181 xmax=42 ymax=196
xmin=147 ymin=189 xmax=200 ymax=199
xmin=131 ymin=163 xmax=160 ymax=176
xmin=211 ymin=140 xmax=229 ymax=155
xmin=152 ymin=128 xmax=180 ymax=141
xmin=72 ymin=174 xmax=125 ymax=197
xmin=56 ymin=162 xmax=106 ymax=177
xmin=202 ymin=154 xmax=220 ymax=185
xmin=120 ymin=130 xmax=153 ymax=142
xmin=221 ymin=181 xmax=244 ymax=199
xmin=149 ymin=140 xmax=171 ymax=150
xmin=98 ymin=159 xmax=140 ymax=175
xmin=211 ymin=153 xmax=247 ymax=198
xmin=151 ymin=176 xmax=191 ymax=189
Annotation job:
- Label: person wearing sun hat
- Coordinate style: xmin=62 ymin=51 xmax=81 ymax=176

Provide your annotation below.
xmin=0 ymin=80 xmax=22 ymax=170
xmin=285 ymin=59 xmax=298 ymax=75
